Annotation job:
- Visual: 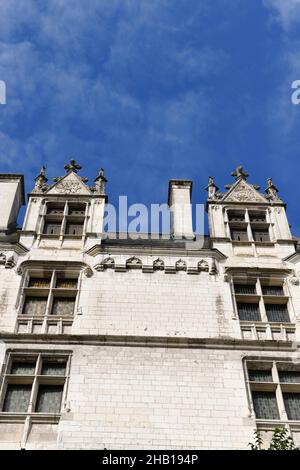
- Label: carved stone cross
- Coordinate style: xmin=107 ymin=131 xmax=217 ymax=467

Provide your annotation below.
xmin=64 ymin=159 xmax=82 ymax=174
xmin=231 ymin=166 xmax=249 ymax=181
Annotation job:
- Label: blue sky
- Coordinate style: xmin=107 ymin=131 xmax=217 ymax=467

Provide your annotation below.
xmin=0 ymin=0 xmax=300 ymax=234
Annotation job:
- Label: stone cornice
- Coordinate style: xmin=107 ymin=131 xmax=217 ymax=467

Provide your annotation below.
xmin=0 ymin=333 xmax=298 ymax=352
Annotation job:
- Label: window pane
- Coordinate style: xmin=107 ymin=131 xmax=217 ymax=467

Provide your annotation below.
xmin=3 ymin=384 xmax=31 ymax=412
xmin=228 ymin=212 xmax=245 ymax=222
xmin=56 ymin=278 xmax=78 ymax=289
xmin=249 ymin=213 xmax=266 ymax=223
xmin=35 ymin=385 xmax=63 ymax=413
xmin=248 ymin=370 xmax=273 ymax=382
xmin=262 ymin=285 xmax=284 ymax=296
xmin=237 ymin=303 xmax=261 ymax=321
xmin=252 ymin=391 xmax=279 ymax=420
xmin=283 ymin=393 xmax=300 ymax=420
xmin=279 ymin=371 xmax=300 ymax=383
xmin=28 ymin=278 xmax=51 ymax=288
xmin=51 ymin=298 xmax=75 ymax=316
xmin=265 ymin=304 xmax=290 ymax=323
xmin=231 ymin=229 xmax=248 ymax=242
xmin=252 ymin=230 xmax=270 ymax=242
xmin=68 ymin=205 xmax=85 ymax=216
xmin=22 ymin=297 xmax=47 ymax=316
xmin=65 ymin=223 xmax=83 ymax=236
xmin=46 ymin=204 xmax=64 ymax=215
xmin=11 ymin=361 xmax=35 ymax=375
xmin=234 ymin=284 xmax=256 ymax=295
xmin=43 ymin=222 xmax=61 ymax=235
xmin=42 ymin=362 xmax=66 ymax=376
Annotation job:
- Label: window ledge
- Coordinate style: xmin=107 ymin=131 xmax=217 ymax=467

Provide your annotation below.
xmin=0 ymin=412 xmax=61 ymax=424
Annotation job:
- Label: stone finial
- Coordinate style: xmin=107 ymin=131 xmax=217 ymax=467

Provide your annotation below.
xmin=94 ymin=168 xmax=107 ymax=195
xmin=265 ymin=178 xmax=280 ymax=201
xmin=33 ymin=165 xmax=48 ymax=192
xmin=231 ymin=166 xmax=249 ymax=181
xmin=64 ymin=159 xmax=82 ymax=174
xmin=205 ymin=176 xmax=219 ymax=200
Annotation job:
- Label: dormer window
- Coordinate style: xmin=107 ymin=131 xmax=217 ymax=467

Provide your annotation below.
xmin=227 ymin=209 xmax=270 ymax=243
xmin=42 ymin=201 xmax=87 ymax=237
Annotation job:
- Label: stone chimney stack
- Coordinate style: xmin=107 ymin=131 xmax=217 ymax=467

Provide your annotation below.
xmin=168 ymin=180 xmax=194 ymax=240
xmin=0 ymin=174 xmax=25 ymax=234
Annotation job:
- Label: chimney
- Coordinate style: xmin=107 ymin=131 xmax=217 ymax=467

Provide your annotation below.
xmin=168 ymin=180 xmax=194 ymax=239
xmin=0 ymin=174 xmax=25 ymax=234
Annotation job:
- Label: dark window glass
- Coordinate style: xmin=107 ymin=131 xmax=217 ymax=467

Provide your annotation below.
xmin=56 ymin=278 xmax=77 ymax=289
xmin=249 ymin=213 xmax=266 ymax=223
xmin=248 ymin=370 xmax=273 ymax=382
xmin=11 ymin=362 xmax=35 ymax=375
xmin=3 ymin=384 xmax=31 ymax=413
xmin=35 ymin=385 xmax=63 ymax=413
xmin=228 ymin=213 xmax=245 ymax=222
xmin=252 ymin=391 xmax=279 ymax=420
xmin=65 ymin=222 xmax=83 ymax=236
xmin=46 ymin=205 xmax=64 ymax=215
xmin=234 ymin=284 xmax=256 ymax=295
xmin=28 ymin=278 xmax=51 ymax=288
xmin=262 ymin=285 xmax=284 ymax=296
xmin=22 ymin=297 xmax=47 ymax=316
xmin=68 ymin=205 xmax=85 ymax=216
xmin=51 ymin=298 xmax=75 ymax=316
xmin=265 ymin=304 xmax=290 ymax=323
xmin=42 ymin=362 xmax=66 ymax=376
xmin=237 ymin=303 xmax=261 ymax=321
xmin=283 ymin=393 xmax=300 ymax=420
xmin=231 ymin=229 xmax=248 ymax=242
xmin=279 ymin=371 xmax=300 ymax=383
xmin=252 ymin=230 xmax=270 ymax=242
xmin=43 ymin=222 xmax=61 ymax=235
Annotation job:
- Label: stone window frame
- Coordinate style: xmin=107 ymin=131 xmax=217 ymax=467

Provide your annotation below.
xmin=15 ymin=267 xmax=81 ymax=334
xmin=0 ymin=351 xmax=71 ymax=422
xmin=244 ymin=359 xmax=300 ymax=434
xmin=225 ymin=208 xmax=273 ymax=244
xmin=231 ymin=275 xmax=294 ymax=324
xmin=38 ymin=200 xmax=89 ymax=240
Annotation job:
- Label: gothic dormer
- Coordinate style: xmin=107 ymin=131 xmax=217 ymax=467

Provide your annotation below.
xmin=20 ymin=159 xmax=108 ymax=249
xmin=206 ymin=166 xmax=294 ymax=257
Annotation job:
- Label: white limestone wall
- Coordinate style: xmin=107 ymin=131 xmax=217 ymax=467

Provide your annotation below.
xmin=0 ymin=343 xmax=298 ymax=450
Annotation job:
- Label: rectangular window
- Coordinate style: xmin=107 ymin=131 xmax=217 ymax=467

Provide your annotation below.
xmin=231 ymin=229 xmax=248 ymax=242
xmin=265 ymin=304 xmax=290 ymax=323
xmin=233 ymin=276 xmax=290 ymax=325
xmin=252 ymin=391 xmax=279 ymax=420
xmin=22 ymin=297 xmax=47 ymax=316
xmin=283 ymin=393 xmax=300 ymax=420
xmin=42 ymin=201 xmax=86 ymax=237
xmin=252 ymin=230 xmax=270 ymax=242
xmin=248 ymin=369 xmax=273 ymax=382
xmin=1 ymin=354 xmax=69 ymax=416
xmin=51 ymin=298 xmax=75 ymax=316
xmin=237 ymin=303 xmax=261 ymax=321
xmin=247 ymin=361 xmax=300 ymax=423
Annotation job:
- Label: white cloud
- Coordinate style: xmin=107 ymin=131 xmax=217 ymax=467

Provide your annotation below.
xmin=263 ymin=0 xmax=300 ymax=29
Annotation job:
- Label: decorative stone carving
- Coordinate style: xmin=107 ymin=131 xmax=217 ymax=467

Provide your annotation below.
xmin=175 ymin=259 xmax=187 ymax=271
xmin=205 ymin=176 xmax=219 ymax=200
xmin=102 ymin=257 xmax=115 ymax=269
xmin=64 ymin=159 xmax=82 ymax=174
xmin=83 ymin=267 xmax=93 ymax=278
xmin=289 ymin=277 xmax=299 ymax=286
xmin=226 ymin=181 xmax=264 ymax=203
xmin=55 ymin=180 xmax=82 ymax=194
xmin=0 ymin=253 xmax=6 ymax=264
xmin=231 ymin=166 xmax=249 ymax=181
xmin=265 ymin=178 xmax=281 ymax=201
xmin=5 ymin=255 xmax=16 ymax=269
xmin=126 ymin=256 xmax=142 ymax=269
xmin=198 ymin=260 xmax=209 ymax=272
xmin=209 ymin=259 xmax=217 ymax=275
xmin=32 ymin=166 xmax=48 ymax=193
xmin=153 ymin=258 xmax=164 ymax=270
xmin=93 ymin=168 xmax=107 ymax=195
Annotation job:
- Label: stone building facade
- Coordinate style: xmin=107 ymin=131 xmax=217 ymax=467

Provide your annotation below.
xmin=0 ymin=162 xmax=299 ymax=449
